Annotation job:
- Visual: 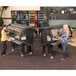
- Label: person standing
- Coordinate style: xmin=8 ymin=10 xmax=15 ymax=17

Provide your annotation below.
xmin=59 ymin=24 xmax=70 ymax=60
xmin=1 ymin=25 xmax=7 ymax=56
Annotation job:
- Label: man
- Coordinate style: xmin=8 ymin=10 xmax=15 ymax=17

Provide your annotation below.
xmin=39 ymin=28 xmax=53 ymax=59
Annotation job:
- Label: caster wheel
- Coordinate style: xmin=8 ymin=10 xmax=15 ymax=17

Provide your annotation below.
xmin=11 ymin=49 xmax=14 ymax=52
xmin=50 ymin=56 xmax=54 ymax=59
xmin=43 ymin=53 xmax=46 ymax=57
xmin=21 ymin=54 xmax=24 ymax=57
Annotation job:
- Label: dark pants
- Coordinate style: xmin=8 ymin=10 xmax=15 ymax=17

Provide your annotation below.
xmin=61 ymin=42 xmax=69 ymax=58
xmin=47 ymin=44 xmax=52 ymax=56
xmin=43 ymin=44 xmax=52 ymax=56
xmin=27 ymin=46 xmax=32 ymax=52
xmin=1 ymin=41 xmax=7 ymax=55
xmin=43 ymin=45 xmax=47 ymax=54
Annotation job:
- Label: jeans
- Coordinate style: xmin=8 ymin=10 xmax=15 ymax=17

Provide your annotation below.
xmin=47 ymin=44 xmax=52 ymax=56
xmin=61 ymin=42 xmax=69 ymax=58
xmin=1 ymin=41 xmax=7 ymax=55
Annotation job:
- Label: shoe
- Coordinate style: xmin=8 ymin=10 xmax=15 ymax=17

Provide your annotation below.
xmin=43 ymin=53 xmax=46 ymax=56
xmin=50 ymin=56 xmax=54 ymax=59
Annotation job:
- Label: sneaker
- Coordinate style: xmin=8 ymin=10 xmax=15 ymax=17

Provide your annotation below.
xmin=21 ymin=54 xmax=24 ymax=57
xmin=50 ymin=56 xmax=54 ymax=59
xmin=43 ymin=53 xmax=46 ymax=56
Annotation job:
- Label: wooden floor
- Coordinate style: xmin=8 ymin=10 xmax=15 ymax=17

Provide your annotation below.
xmin=0 ymin=41 xmax=76 ymax=69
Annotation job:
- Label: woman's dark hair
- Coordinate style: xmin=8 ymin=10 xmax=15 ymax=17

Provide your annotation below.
xmin=0 ymin=25 xmax=6 ymax=30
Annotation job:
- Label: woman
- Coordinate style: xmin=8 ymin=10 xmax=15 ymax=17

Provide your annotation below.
xmin=59 ymin=24 xmax=70 ymax=60
xmin=1 ymin=25 xmax=7 ymax=56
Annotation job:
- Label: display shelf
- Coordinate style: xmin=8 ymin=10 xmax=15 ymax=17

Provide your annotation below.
xmin=37 ymin=11 xmax=46 ymax=27
xmin=11 ymin=11 xmax=29 ymax=26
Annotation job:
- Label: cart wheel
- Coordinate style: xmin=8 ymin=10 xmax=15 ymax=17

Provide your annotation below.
xmin=21 ymin=54 xmax=24 ymax=57
xmin=50 ymin=56 xmax=54 ymax=59
xmin=11 ymin=49 xmax=14 ymax=52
